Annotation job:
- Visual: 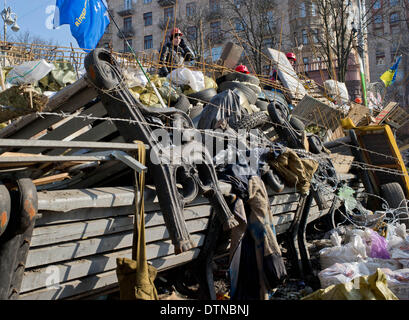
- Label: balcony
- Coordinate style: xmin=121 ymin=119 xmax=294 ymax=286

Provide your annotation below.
xmin=117 ymin=7 xmax=135 ymax=17
xmin=118 ymin=27 xmax=136 ymax=39
xmin=158 ymin=0 xmax=176 ymax=7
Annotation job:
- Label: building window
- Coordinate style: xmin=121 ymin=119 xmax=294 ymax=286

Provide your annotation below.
xmin=235 ymin=18 xmax=244 ymax=31
xmin=311 ymin=2 xmax=317 ymax=16
xmin=124 ymin=0 xmax=132 ymax=10
xmin=144 ymin=12 xmax=152 ymax=26
xmin=210 ymin=21 xmax=221 ymax=34
xmin=312 ymin=29 xmax=319 ymax=43
xmin=186 ymin=2 xmax=196 ymax=17
xmin=391 ymin=25 xmax=400 ymax=34
xmin=373 ymin=0 xmax=381 ymax=9
xmin=124 ymin=39 xmax=132 ymax=52
xmin=376 ymin=54 xmax=385 ymax=65
xmin=124 ymin=17 xmax=132 ymax=31
xmin=210 ymin=20 xmax=221 ymax=41
xmin=187 ymin=26 xmax=197 ymax=40
xmin=211 ymin=46 xmax=222 ymax=61
xmin=300 ymin=3 xmax=306 ymax=18
xmin=390 ymin=12 xmax=399 ymax=24
xmin=374 ymin=15 xmax=382 ymax=24
xmin=144 ymin=0 xmax=152 ymax=3
xmin=302 ymin=29 xmax=308 ymax=44
xmin=303 ymin=57 xmax=309 ymax=72
xmin=144 ymin=35 xmax=153 ymax=50
xmin=209 ymin=0 xmax=220 ymax=12
xmin=390 ymin=0 xmax=398 ymax=7
xmin=234 ymin=0 xmax=242 ymax=8
xmin=267 ymin=10 xmax=274 ymax=28
xmin=164 ymin=7 xmax=174 ymax=20
xmin=263 ymin=38 xmax=274 ymax=49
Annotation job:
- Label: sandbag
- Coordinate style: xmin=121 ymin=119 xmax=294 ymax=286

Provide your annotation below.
xmin=303 ymin=269 xmax=398 ymax=300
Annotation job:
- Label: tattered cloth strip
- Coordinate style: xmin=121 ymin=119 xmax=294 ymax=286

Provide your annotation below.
xmin=269 ymin=148 xmax=319 ymax=195
xmin=0 ymin=85 xmax=48 ymax=123
xmin=247 ymin=176 xmax=287 ymax=297
xmin=231 ymin=176 xmax=287 ymax=300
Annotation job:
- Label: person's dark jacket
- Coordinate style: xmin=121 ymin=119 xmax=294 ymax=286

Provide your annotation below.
xmin=158 ymin=38 xmax=195 ymax=77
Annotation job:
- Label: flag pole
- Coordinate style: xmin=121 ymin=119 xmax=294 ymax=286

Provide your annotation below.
xmin=100 ymin=0 xmax=167 ymax=108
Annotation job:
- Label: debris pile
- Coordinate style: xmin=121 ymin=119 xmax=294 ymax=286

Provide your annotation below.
xmin=0 ymin=41 xmax=409 ymax=301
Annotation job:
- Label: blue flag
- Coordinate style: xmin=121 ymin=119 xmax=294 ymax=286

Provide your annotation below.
xmin=54 ymin=0 xmax=110 ymax=50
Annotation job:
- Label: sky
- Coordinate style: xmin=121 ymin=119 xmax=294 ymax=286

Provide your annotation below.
xmin=3 ymin=0 xmax=77 ymax=47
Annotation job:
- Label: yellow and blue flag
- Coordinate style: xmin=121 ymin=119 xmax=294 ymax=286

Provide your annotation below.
xmin=54 ymin=0 xmax=110 ymax=50
xmin=380 ymin=56 xmax=401 ymax=87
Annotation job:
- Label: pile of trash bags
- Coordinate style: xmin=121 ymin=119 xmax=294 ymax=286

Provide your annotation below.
xmin=309 ymin=223 xmax=409 ymax=300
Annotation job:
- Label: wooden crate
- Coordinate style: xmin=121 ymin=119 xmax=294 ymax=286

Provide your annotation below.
xmin=292 ymin=95 xmax=344 ymax=132
xmin=373 ymin=102 xmax=409 ymax=129
xmin=347 ymin=103 xmax=370 ymax=126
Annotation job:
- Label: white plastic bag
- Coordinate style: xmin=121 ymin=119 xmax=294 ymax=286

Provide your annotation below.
xmin=123 ymin=68 xmax=148 ymax=88
xmin=167 ymin=68 xmax=205 ymax=92
xmin=319 ymin=260 xmax=402 ymax=289
xmin=7 ymin=60 xmax=55 ymax=85
xmin=318 ymin=262 xmax=369 ymax=289
xmin=382 ymin=268 xmax=409 ymax=300
xmin=319 ymin=235 xmax=367 ymax=270
xmin=323 ymin=80 xmax=349 ymax=105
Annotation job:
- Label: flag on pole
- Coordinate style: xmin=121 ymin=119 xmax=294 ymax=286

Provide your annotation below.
xmin=54 ymin=0 xmax=110 ymax=50
xmin=380 ymin=56 xmax=401 ymax=87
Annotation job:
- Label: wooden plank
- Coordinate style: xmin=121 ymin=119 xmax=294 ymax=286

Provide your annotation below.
xmin=272 ymin=212 xmax=295 ymax=226
xmin=17 ymin=103 xmax=107 ymax=154
xmin=37 ymin=185 xmax=226 ymax=213
xmin=37 ymin=186 xmax=136 ymax=212
xmin=26 ymin=219 xmax=208 ymax=268
xmin=32 ymin=173 xmax=71 ymax=186
xmin=20 ymin=270 xmax=119 ymax=300
xmin=20 ymin=236 xmax=205 ymax=300
xmin=35 ymin=204 xmax=211 ymax=227
xmin=275 ymin=221 xmax=291 ymax=235
xmin=307 ymin=205 xmax=334 ymax=223
xmin=271 ymin=202 xmax=298 ymax=215
xmin=31 ymin=216 xmax=209 ymax=248
xmin=21 ymin=248 xmax=201 ymax=294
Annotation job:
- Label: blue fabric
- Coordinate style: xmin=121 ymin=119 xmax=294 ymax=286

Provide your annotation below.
xmin=54 ymin=0 xmax=110 ymax=50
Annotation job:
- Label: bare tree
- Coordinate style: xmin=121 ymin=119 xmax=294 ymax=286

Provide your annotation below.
xmin=177 ymin=3 xmax=209 ymax=60
xmin=221 ymin=0 xmax=281 ymax=75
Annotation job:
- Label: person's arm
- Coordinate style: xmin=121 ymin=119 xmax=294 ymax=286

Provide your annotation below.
xmin=159 ymin=43 xmax=170 ymax=76
xmin=179 ymin=39 xmax=195 ymax=62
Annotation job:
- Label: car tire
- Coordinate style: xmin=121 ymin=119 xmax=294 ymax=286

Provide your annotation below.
xmin=224 ymin=72 xmax=260 ymax=86
xmin=187 ymin=88 xmax=218 ymax=105
xmin=262 ymin=170 xmax=285 ymax=193
xmin=172 ymin=94 xmax=191 ymax=113
xmin=380 ymin=182 xmax=408 ymax=228
xmin=289 ymin=115 xmax=305 ymax=132
xmin=308 ymin=134 xmax=324 ymax=154
xmin=232 ymin=111 xmax=270 ymax=130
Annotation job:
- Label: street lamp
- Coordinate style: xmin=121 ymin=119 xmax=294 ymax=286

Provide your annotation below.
xmin=1 ymin=1 xmax=20 ymax=43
